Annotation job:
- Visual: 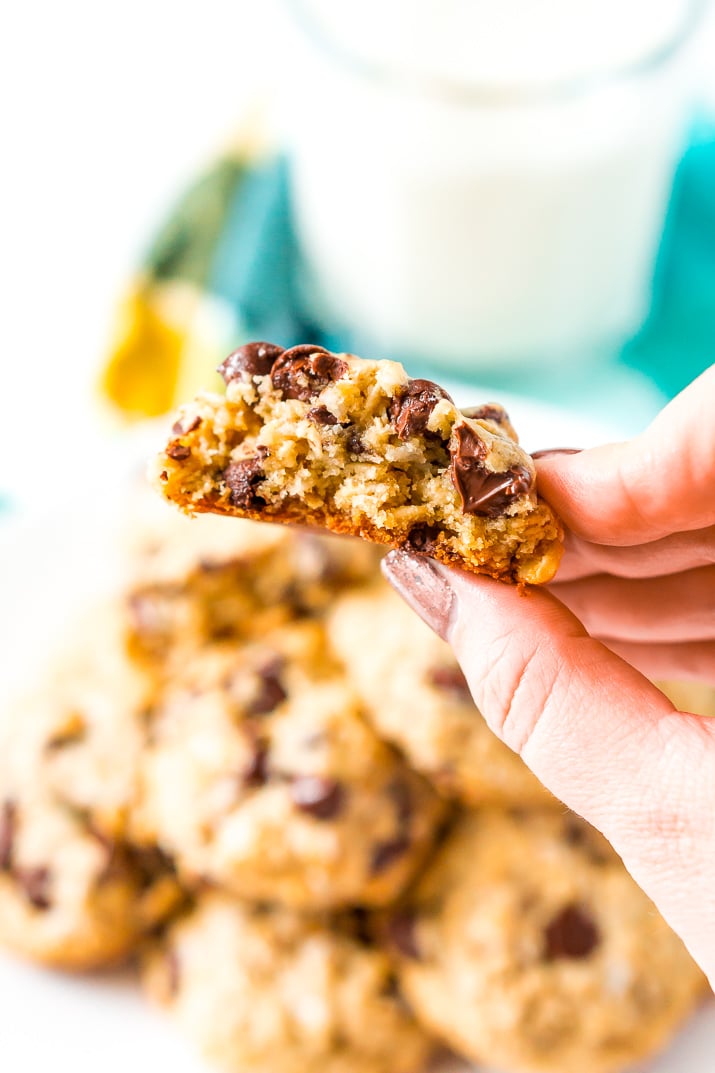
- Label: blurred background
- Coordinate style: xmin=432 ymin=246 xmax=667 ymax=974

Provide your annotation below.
xmin=1 ymin=0 xmax=714 ymax=516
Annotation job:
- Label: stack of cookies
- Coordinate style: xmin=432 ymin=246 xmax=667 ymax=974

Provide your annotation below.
xmin=0 ymin=499 xmax=706 ymax=1073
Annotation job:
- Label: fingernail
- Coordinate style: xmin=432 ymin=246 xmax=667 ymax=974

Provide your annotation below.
xmin=381 ymin=550 xmax=455 ymax=642
xmin=531 ymin=448 xmax=582 ymax=459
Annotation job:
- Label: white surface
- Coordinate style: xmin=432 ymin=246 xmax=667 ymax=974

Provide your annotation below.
xmin=0 ymin=386 xmax=714 ymax=1070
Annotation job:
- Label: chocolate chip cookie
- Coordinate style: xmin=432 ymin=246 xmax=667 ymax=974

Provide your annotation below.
xmin=137 ymin=621 xmax=445 ymax=908
xmin=329 ymin=584 xmax=557 ymax=808
xmin=124 ymin=502 xmax=382 ymax=667
xmin=143 ymin=892 xmax=435 ymax=1073
xmin=387 ymin=810 xmax=705 ymax=1073
xmin=152 ymin=343 xmax=563 ymax=584
xmin=0 ymin=783 xmax=182 ymax=970
xmin=6 ymin=602 xmax=156 ymax=841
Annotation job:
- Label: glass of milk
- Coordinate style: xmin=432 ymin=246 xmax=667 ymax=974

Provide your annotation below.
xmin=282 ymin=0 xmax=705 ymax=377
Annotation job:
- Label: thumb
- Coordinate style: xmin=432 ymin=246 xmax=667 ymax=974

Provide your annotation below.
xmin=383 ymin=550 xmax=715 ymax=984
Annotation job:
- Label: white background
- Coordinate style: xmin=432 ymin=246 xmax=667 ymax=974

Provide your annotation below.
xmin=1 ymin=1 xmax=715 ymax=512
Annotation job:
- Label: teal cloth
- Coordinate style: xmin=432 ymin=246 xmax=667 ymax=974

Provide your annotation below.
xmin=623 ymin=121 xmax=715 ymax=399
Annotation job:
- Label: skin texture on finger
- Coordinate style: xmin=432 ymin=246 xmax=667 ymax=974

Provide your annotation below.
xmin=550 ymin=565 xmax=715 ymax=644
xmin=535 ymin=365 xmax=715 ymax=545
xmin=381 ymin=551 xmax=715 ymax=984
xmin=601 ymin=637 xmax=715 ymax=686
xmin=555 ymin=524 xmax=715 ymax=583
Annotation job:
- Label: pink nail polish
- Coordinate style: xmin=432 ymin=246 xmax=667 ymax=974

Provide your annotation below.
xmin=531 ymin=448 xmax=582 ymax=459
xmin=381 ymin=550 xmax=455 ymax=641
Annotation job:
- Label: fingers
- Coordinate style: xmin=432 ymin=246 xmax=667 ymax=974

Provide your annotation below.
xmin=382 ymin=550 xmax=715 ymax=983
xmin=550 ymin=565 xmax=715 ymax=644
xmin=601 ymin=638 xmax=715 ymax=685
xmin=555 ymin=524 xmax=715 ymax=583
xmin=535 ymin=365 xmax=715 ymax=545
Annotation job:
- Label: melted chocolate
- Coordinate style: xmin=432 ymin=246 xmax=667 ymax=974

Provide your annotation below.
xmin=218 ymin=342 xmax=284 ymax=382
xmin=388 ymin=379 xmax=452 ymax=440
xmin=223 ymin=449 xmax=268 ymax=509
xmin=271 ymin=346 xmax=348 ymax=401
xmin=450 ymin=423 xmax=532 ymax=517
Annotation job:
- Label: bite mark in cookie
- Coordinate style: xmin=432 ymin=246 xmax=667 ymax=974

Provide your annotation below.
xmin=153 ymin=343 xmax=563 ymax=584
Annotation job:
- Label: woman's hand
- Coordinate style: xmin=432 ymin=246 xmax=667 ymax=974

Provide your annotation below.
xmin=382 ymin=364 xmax=715 ymax=984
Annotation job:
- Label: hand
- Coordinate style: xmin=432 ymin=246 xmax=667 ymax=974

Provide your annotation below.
xmin=382 ymin=364 xmax=715 ymax=985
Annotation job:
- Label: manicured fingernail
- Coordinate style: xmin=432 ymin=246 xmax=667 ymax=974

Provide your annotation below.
xmin=531 ymin=448 xmax=582 ymax=459
xmin=381 ymin=550 xmax=455 ymax=641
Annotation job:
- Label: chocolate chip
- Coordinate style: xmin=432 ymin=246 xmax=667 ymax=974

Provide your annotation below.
xmin=223 ymin=448 xmax=268 ymax=509
xmin=450 ymin=423 xmax=533 ymax=517
xmin=243 ymin=740 xmax=269 ymax=788
xmin=16 ymin=866 xmax=52 ymax=911
xmin=405 ymin=524 xmax=441 ymax=554
xmin=171 ymin=415 xmax=201 ymax=435
xmin=307 ymin=405 xmax=339 ymax=426
xmin=246 ymin=659 xmax=287 ymax=716
xmin=349 ymin=907 xmax=374 ymax=946
xmin=131 ymin=845 xmax=177 ymax=889
xmin=461 ymin=404 xmax=508 ymax=425
xmin=0 ymin=800 xmax=17 ymax=871
xmin=427 ymin=665 xmax=471 ymax=700
xmin=386 ymin=911 xmax=421 ymax=959
xmin=291 ymin=776 xmax=345 ymax=820
xmin=345 ymin=428 xmax=365 ymax=456
xmin=218 ymin=342 xmax=285 ymax=382
xmin=371 ymin=836 xmax=410 ymax=875
xmin=388 ymin=379 xmax=453 ymax=440
xmin=270 ymin=345 xmax=348 ymax=401
xmin=544 ymin=903 xmax=600 ymax=960
xmin=166 ymin=443 xmax=191 ymax=461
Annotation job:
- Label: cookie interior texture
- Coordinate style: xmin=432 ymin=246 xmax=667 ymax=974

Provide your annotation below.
xmin=152 ymin=343 xmax=563 ymax=584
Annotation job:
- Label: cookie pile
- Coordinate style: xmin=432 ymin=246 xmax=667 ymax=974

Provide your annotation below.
xmin=0 ymin=503 xmax=706 ymax=1073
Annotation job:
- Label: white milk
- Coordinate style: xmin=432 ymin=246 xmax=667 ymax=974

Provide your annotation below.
xmin=283 ymin=0 xmax=701 ymax=373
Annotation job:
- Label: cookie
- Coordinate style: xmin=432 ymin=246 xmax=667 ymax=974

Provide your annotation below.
xmin=387 ymin=810 xmax=705 ymax=1073
xmin=137 ymin=621 xmax=445 ymax=908
xmin=0 ymin=784 xmax=182 ymax=971
xmin=329 ymin=584 xmax=557 ymax=808
xmin=124 ymin=504 xmax=381 ymax=667
xmin=143 ymin=892 xmax=435 ymax=1073
xmin=4 ymin=602 xmax=156 ymax=841
xmin=152 ymin=342 xmax=563 ymax=584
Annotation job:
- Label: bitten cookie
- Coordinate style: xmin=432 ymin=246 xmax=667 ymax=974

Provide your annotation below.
xmin=137 ymin=621 xmax=445 ymax=908
xmin=142 ymin=892 xmax=435 ymax=1073
xmin=329 ymin=583 xmax=557 ymax=808
xmin=152 ymin=342 xmax=563 ymax=584
xmin=386 ymin=810 xmax=705 ymax=1073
